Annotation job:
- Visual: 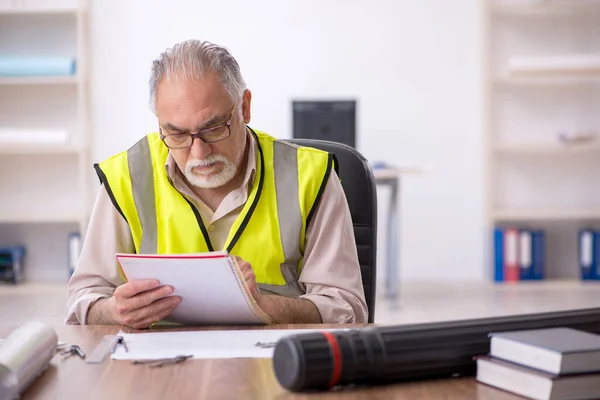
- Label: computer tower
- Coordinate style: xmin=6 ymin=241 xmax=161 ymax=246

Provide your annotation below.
xmin=292 ymin=100 xmax=356 ymax=148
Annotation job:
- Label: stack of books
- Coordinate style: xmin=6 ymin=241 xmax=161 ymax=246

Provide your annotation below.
xmin=476 ymin=327 xmax=600 ymax=399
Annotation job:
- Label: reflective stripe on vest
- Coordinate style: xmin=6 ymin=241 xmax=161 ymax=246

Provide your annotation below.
xmin=260 ymin=141 xmax=304 ymax=296
xmin=127 ymin=137 xmax=157 ymax=254
xmin=125 ymin=135 xmax=307 ymax=297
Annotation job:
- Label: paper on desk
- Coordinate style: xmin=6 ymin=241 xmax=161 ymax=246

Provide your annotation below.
xmin=111 ymin=328 xmax=345 ymax=360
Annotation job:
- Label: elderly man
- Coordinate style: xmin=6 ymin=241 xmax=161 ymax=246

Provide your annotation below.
xmin=66 ymin=39 xmax=367 ymax=328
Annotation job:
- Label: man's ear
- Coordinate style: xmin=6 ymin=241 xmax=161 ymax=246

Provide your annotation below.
xmin=242 ymin=89 xmax=252 ymax=124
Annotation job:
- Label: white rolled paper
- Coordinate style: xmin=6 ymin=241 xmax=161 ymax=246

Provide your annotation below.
xmin=0 ymin=322 xmax=58 ymax=400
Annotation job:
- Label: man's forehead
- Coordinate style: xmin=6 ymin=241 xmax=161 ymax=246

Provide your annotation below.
xmin=157 ymin=73 xmax=227 ymax=99
xmin=156 ymin=77 xmax=231 ymax=122
xmin=157 ymin=100 xmax=232 ymax=132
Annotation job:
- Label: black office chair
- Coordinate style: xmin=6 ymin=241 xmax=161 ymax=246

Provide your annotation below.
xmin=286 ymin=139 xmax=377 ymax=323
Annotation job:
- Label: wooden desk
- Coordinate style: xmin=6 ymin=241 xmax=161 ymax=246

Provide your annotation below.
xmin=1 ymin=324 xmax=520 ymax=400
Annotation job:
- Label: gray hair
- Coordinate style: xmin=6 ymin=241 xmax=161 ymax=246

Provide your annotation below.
xmin=149 ymin=39 xmax=247 ymax=113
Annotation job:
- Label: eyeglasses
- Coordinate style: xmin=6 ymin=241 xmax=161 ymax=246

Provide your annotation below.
xmin=159 ymin=109 xmax=234 ymax=149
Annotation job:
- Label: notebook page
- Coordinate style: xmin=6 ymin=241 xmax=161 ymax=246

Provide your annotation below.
xmin=116 ymin=253 xmax=267 ymax=325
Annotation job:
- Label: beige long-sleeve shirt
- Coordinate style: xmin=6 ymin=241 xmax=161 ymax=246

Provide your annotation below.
xmin=66 ymin=132 xmax=368 ymax=325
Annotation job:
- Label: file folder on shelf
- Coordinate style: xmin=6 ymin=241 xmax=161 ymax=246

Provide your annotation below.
xmin=519 ymin=230 xmax=544 ymax=281
xmin=518 ymin=230 xmax=533 ymax=280
xmin=579 ymin=229 xmax=600 ymax=280
xmin=504 ymin=228 xmax=520 ymax=283
xmin=494 ymin=227 xmax=504 ymax=282
xmin=494 ymin=227 xmax=545 ymax=283
xmin=531 ymin=230 xmax=545 ymax=280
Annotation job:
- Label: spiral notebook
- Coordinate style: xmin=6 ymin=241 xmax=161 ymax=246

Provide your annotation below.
xmin=115 ymin=251 xmax=273 ymax=325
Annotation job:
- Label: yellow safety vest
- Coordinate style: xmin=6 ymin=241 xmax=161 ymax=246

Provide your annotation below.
xmin=94 ymin=128 xmax=334 ymax=297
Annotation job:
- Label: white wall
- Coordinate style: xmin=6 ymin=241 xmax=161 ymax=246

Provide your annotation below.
xmin=90 ymin=0 xmax=486 ymax=282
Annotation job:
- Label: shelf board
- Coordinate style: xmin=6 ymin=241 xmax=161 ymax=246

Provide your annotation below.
xmin=508 ymin=69 xmax=600 ymax=78
xmin=494 ymin=142 xmax=600 ymax=155
xmin=0 ymin=7 xmax=78 ymax=16
xmin=493 ymin=209 xmax=600 ymax=222
xmin=0 ymin=213 xmax=82 ymax=224
xmin=0 ymin=76 xmax=78 ymax=86
xmin=491 ymin=0 xmax=600 ymax=16
xmin=494 ymin=75 xmax=600 ymax=86
xmin=0 ymin=143 xmax=84 ymax=155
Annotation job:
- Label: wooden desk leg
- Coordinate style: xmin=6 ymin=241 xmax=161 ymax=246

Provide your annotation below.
xmin=385 ymin=178 xmax=399 ymax=302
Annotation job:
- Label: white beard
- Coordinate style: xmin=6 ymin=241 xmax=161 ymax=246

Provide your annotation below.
xmin=184 ymin=154 xmax=237 ymax=189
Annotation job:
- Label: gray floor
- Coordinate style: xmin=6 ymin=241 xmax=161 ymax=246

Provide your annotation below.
xmin=2 ymin=280 xmax=600 ymax=328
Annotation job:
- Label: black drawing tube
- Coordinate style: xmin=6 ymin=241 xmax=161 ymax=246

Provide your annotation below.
xmin=273 ymin=307 xmax=600 ymax=392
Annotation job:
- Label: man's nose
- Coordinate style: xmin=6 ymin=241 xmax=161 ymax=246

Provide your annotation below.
xmin=190 ymin=137 xmax=212 ymax=159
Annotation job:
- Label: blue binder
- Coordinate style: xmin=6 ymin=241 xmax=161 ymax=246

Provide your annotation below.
xmin=494 ymin=227 xmax=504 ymax=282
xmin=518 ymin=230 xmax=545 ymax=281
xmin=531 ymin=230 xmax=545 ymax=280
xmin=579 ymin=229 xmax=599 ymax=280
xmin=518 ymin=230 xmax=533 ymax=280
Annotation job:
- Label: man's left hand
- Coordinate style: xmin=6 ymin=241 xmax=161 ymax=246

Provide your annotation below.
xmin=234 ymin=256 xmax=262 ymax=305
xmin=232 ymin=255 xmax=322 ymax=324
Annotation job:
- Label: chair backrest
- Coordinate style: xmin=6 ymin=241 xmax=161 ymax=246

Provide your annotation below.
xmin=285 ymin=138 xmax=377 ymax=323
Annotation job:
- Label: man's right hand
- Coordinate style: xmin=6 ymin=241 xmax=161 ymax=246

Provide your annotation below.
xmin=101 ymin=279 xmax=182 ymax=329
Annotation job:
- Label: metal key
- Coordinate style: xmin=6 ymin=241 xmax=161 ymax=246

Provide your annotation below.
xmin=60 ymin=346 xmax=75 ymax=357
xmin=73 ymin=346 xmax=86 ymax=359
xmin=61 ymin=345 xmax=86 ymax=359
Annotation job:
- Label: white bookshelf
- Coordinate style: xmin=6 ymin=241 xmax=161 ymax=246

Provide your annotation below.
xmin=0 ymin=0 xmax=90 ymax=283
xmin=484 ymin=0 xmax=600 ymax=281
